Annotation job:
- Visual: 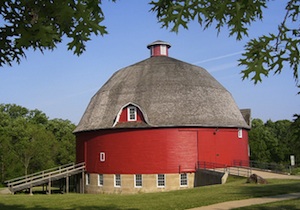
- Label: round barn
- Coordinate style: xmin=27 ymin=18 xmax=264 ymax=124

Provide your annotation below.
xmin=74 ymin=41 xmax=251 ymax=194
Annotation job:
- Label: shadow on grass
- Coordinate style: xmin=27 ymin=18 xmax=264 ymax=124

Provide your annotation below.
xmin=239 ymin=181 xmax=300 ymax=198
xmin=0 ymin=203 xmax=139 ymax=210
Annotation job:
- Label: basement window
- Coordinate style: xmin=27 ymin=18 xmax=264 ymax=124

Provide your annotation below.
xmin=157 ymin=174 xmax=165 ymax=187
xmin=135 ymin=174 xmax=143 ymax=188
xmin=127 ymin=106 xmax=137 ymax=121
xmin=114 ymin=174 xmax=121 ymax=187
xmin=98 ymin=174 xmax=103 ymax=186
xmin=86 ymin=173 xmax=90 ymax=185
xmin=180 ymin=173 xmax=188 ymax=186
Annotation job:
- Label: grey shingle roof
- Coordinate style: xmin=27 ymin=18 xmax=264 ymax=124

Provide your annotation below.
xmin=74 ymin=56 xmax=250 ymax=133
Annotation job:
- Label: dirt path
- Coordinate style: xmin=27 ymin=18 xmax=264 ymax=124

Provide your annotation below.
xmin=187 ymin=192 xmax=300 ymax=210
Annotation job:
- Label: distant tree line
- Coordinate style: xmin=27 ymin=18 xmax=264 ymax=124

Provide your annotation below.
xmin=249 ymin=116 xmax=300 ymax=165
xmin=0 ymin=103 xmax=299 ymax=183
xmin=0 ymin=104 xmax=75 ymax=183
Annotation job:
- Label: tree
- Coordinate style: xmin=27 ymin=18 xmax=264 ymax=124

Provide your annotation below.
xmin=0 ymin=104 xmax=76 ymax=180
xmin=248 ymin=118 xmax=298 ymax=164
xmin=264 ymin=119 xmax=292 ymax=163
xmin=1 ymin=1 xmax=298 ymax=86
xmin=0 ymin=0 xmax=110 ymax=66
xmin=150 ymin=0 xmax=299 ymax=86
xmin=290 ymin=114 xmax=300 ymax=161
xmin=248 ymin=119 xmax=272 ymax=162
xmin=46 ymin=118 xmax=76 ymax=165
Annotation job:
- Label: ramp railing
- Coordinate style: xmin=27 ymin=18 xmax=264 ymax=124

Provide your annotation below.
xmin=4 ymin=162 xmax=85 ymax=194
xmin=197 ymin=161 xmax=252 ymax=177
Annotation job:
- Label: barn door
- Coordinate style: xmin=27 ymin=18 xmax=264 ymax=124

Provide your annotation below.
xmin=197 ymin=130 xmax=217 ymax=167
xmin=177 ymin=130 xmax=198 ymax=171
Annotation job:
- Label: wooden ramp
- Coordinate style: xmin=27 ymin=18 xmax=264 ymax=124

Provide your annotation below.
xmin=4 ymin=162 xmax=85 ymax=194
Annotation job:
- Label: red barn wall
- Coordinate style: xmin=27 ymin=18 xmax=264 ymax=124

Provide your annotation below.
xmin=76 ymin=127 xmax=249 ymax=174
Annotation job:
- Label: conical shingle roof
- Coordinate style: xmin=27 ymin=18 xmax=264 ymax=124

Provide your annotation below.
xmin=74 ymin=54 xmax=250 ymax=133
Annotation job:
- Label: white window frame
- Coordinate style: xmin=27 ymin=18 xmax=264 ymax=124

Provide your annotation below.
xmin=114 ymin=174 xmax=121 ymax=187
xmin=134 ymin=174 xmax=143 ymax=188
xmin=180 ymin=173 xmax=188 ymax=187
xmin=85 ymin=173 xmax=90 ymax=185
xmin=127 ymin=106 xmax=137 ymax=121
xmin=238 ymin=128 xmax=243 ymax=139
xmin=160 ymin=45 xmax=167 ymax=55
xmin=157 ymin=174 xmax=165 ymax=188
xmin=100 ymin=152 xmax=105 ymax=162
xmin=98 ymin=174 xmax=103 ymax=186
xmin=150 ymin=46 xmax=154 ymax=56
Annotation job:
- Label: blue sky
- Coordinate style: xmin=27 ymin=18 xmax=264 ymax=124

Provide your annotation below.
xmin=1 ymin=1 xmax=299 ymax=124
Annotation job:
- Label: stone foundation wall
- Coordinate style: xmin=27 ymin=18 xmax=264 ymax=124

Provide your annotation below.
xmin=84 ymin=173 xmax=195 ymax=194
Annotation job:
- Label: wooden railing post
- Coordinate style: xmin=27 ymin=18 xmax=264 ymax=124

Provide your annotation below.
xmin=66 ymin=175 xmax=69 ymax=194
xmin=48 ymin=177 xmax=51 ymax=195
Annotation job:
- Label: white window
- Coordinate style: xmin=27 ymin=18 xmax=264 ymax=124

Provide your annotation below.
xmin=100 ymin=152 xmax=105 ymax=162
xmin=85 ymin=173 xmax=90 ymax=185
xmin=127 ymin=106 xmax=137 ymax=121
xmin=150 ymin=46 xmax=154 ymax=56
xmin=98 ymin=174 xmax=103 ymax=186
xmin=114 ymin=174 xmax=121 ymax=187
xmin=180 ymin=173 xmax=188 ymax=186
xmin=157 ymin=174 xmax=165 ymax=187
xmin=135 ymin=174 xmax=142 ymax=188
xmin=160 ymin=45 xmax=167 ymax=55
xmin=238 ymin=128 xmax=243 ymax=138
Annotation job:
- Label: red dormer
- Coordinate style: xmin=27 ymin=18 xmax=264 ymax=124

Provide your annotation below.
xmin=113 ymin=103 xmax=147 ymax=127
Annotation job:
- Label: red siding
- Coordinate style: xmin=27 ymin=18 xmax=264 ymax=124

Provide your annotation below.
xmin=76 ymin=137 xmax=85 ymax=163
xmin=76 ymin=127 xmax=249 ymax=174
xmin=198 ymin=128 xmax=249 ymax=166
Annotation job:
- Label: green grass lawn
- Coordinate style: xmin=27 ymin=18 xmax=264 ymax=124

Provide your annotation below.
xmin=1 ymin=176 xmax=300 ymax=210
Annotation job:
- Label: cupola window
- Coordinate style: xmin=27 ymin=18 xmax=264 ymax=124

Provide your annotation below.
xmin=128 ymin=106 xmax=137 ymax=121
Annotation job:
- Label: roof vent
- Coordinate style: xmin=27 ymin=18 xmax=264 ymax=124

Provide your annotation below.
xmin=147 ymin=40 xmax=171 ymax=57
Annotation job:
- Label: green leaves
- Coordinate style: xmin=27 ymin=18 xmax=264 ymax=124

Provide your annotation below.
xmin=0 ymin=0 xmax=109 ymax=66
xmin=1 ymin=0 xmax=298 ymax=91
xmin=0 ymin=103 xmax=76 ymax=180
xmin=150 ymin=0 xmax=299 ymax=89
xmin=150 ymin=0 xmax=267 ymax=40
xmin=239 ymin=35 xmax=275 ymax=84
xmin=249 ymin=118 xmax=296 ymax=164
xmin=239 ymin=0 xmax=299 ymax=85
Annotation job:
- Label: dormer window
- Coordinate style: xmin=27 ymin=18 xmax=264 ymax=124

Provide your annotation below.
xmin=113 ymin=103 xmax=148 ymax=127
xmin=127 ymin=106 xmax=137 ymax=121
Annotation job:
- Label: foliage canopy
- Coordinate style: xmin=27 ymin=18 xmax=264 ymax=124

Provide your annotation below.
xmin=150 ymin=0 xmax=299 ymax=86
xmin=0 ymin=0 xmax=110 ymax=66
xmin=0 ymin=104 xmax=75 ymax=182
xmin=0 ymin=0 xmax=299 ymax=87
xmin=249 ymin=116 xmax=300 ymax=164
